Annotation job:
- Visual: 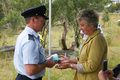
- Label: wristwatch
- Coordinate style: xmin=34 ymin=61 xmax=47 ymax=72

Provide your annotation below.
xmin=70 ymin=64 xmax=74 ymax=69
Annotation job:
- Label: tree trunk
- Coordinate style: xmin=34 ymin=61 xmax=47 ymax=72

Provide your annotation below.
xmin=61 ymin=19 xmax=68 ymax=50
xmin=75 ymin=23 xmax=80 ymax=48
xmin=0 ymin=45 xmax=76 ymax=58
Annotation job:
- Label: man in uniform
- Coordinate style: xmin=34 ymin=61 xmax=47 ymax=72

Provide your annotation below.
xmin=14 ymin=5 xmax=56 ymax=80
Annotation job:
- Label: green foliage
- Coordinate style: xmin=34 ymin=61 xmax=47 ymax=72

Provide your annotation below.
xmin=109 ymin=4 xmax=118 ymax=12
xmin=102 ymin=9 xmax=110 ymax=24
xmin=6 ymin=10 xmax=22 ymax=29
xmin=0 ymin=2 xmax=4 ymax=20
xmin=51 ymin=0 xmax=109 ymax=22
xmin=7 ymin=0 xmax=44 ymax=12
xmin=0 ymin=0 xmax=111 ymax=48
xmin=51 ymin=0 xmax=110 ymax=48
xmin=116 ymin=2 xmax=120 ymax=10
xmin=0 ymin=0 xmax=46 ymax=31
xmin=0 ymin=9 xmax=22 ymax=30
xmin=0 ymin=19 xmax=6 ymax=29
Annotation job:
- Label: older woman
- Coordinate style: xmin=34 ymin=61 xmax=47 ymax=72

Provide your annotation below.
xmin=56 ymin=9 xmax=107 ymax=80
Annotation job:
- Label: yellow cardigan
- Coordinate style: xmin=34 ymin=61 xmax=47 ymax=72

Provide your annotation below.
xmin=74 ymin=29 xmax=107 ymax=80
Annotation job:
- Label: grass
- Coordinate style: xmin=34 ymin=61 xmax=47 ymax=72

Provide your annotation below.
xmin=0 ymin=29 xmax=18 ymax=48
xmin=0 ymin=13 xmax=120 ymax=80
xmin=1 ymin=47 xmax=120 ymax=80
xmin=0 ymin=52 xmax=17 ymax=80
xmin=0 ymin=52 xmax=75 ymax=80
xmin=107 ymin=47 xmax=120 ymax=69
xmin=43 ymin=68 xmax=75 ymax=80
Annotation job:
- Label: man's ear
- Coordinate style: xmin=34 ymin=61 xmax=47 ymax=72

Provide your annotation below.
xmin=31 ymin=17 xmax=35 ymax=23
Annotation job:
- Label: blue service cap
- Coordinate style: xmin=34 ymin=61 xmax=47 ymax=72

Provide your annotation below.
xmin=21 ymin=5 xmax=48 ymax=20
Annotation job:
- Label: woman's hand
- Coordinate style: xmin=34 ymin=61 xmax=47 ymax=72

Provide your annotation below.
xmin=55 ymin=63 xmax=70 ymax=69
xmin=58 ymin=55 xmax=70 ymax=64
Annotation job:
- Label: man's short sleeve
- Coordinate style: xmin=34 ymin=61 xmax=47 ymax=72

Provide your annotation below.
xmin=23 ymin=41 xmax=39 ymax=64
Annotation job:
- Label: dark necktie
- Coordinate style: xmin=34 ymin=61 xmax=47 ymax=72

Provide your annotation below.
xmin=37 ymin=36 xmax=40 ymax=43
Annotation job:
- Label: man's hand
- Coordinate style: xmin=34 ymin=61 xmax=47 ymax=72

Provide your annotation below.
xmin=45 ymin=56 xmax=57 ymax=68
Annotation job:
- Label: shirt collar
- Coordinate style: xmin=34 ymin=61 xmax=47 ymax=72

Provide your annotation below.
xmin=90 ymin=29 xmax=101 ymax=39
xmin=25 ymin=26 xmax=39 ymax=38
xmin=84 ymin=29 xmax=101 ymax=43
xmin=79 ymin=29 xmax=101 ymax=55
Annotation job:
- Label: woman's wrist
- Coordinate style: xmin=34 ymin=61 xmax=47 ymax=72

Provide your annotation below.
xmin=69 ymin=58 xmax=77 ymax=64
xmin=70 ymin=64 xmax=74 ymax=69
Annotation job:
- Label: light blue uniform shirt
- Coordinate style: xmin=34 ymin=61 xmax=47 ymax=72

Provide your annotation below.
xmin=14 ymin=26 xmax=46 ymax=79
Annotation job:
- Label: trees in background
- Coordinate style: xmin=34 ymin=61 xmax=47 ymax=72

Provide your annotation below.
xmin=0 ymin=0 xmax=45 ymax=30
xmin=0 ymin=3 xmax=4 ymax=20
xmin=102 ymin=8 xmax=110 ymax=26
xmin=108 ymin=4 xmax=118 ymax=12
xmin=107 ymin=2 xmax=120 ymax=13
xmin=50 ymin=0 xmax=110 ymax=49
xmin=116 ymin=3 xmax=120 ymax=10
xmin=0 ymin=0 xmax=111 ymax=49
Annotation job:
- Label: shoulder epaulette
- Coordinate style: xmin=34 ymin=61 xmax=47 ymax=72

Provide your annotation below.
xmin=28 ymin=34 xmax=34 ymax=41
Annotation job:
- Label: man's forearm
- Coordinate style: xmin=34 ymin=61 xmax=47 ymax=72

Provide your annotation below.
xmin=25 ymin=62 xmax=47 ymax=76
